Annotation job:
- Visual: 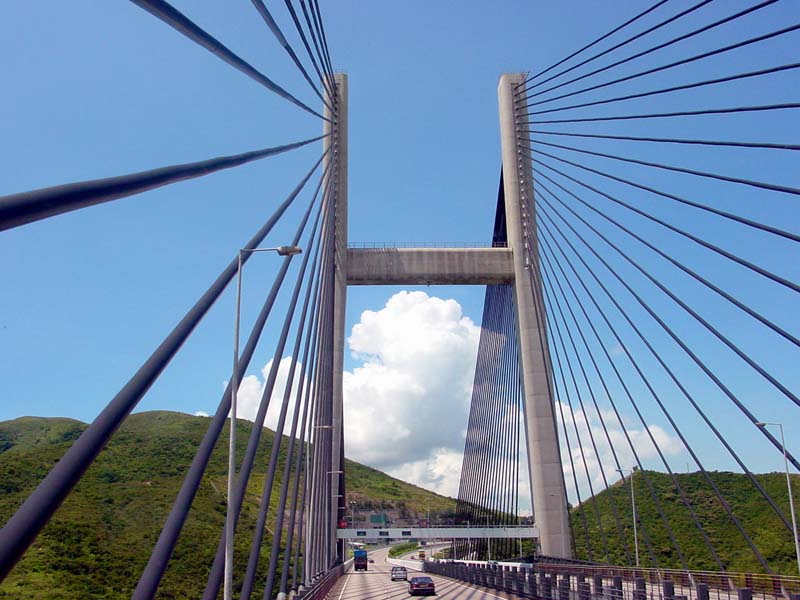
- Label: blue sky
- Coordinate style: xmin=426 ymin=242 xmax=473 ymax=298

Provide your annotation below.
xmin=1 ymin=1 xmax=798 ymax=500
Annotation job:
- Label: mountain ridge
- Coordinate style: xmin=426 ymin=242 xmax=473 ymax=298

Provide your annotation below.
xmin=0 ymin=411 xmax=455 ymax=599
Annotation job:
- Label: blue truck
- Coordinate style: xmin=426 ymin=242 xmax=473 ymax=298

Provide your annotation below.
xmin=354 ymin=549 xmax=368 ymax=571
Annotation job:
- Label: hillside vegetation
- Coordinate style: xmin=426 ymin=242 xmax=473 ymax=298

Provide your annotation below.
xmin=0 ymin=412 xmax=454 ymax=599
xmin=570 ymin=469 xmax=800 ymax=575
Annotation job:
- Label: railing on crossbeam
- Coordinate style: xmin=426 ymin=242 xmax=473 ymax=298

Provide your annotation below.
xmin=423 ymin=560 xmax=800 ymax=600
xmin=348 ymin=241 xmax=509 ymax=248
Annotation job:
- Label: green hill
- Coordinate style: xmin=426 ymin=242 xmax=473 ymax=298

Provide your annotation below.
xmin=0 ymin=412 xmax=455 ymax=599
xmin=569 ymin=469 xmax=800 ymax=575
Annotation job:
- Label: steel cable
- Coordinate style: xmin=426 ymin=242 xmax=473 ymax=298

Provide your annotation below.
xmin=0 ymin=154 xmax=325 ymax=584
xmin=538 ymin=244 xmax=661 ymax=568
xmin=534 ymin=179 xmax=782 ymax=568
xmin=520 ymin=0 xmax=714 ymax=96
xmin=545 ymin=290 xmax=612 ymax=561
xmin=248 ymin=0 xmax=333 ymax=113
xmin=532 ymin=138 xmax=800 ymax=197
xmin=517 ymin=0 xmax=671 ymax=88
xmin=282 ymin=0 xmax=334 ymax=101
xmin=527 ymin=148 xmax=800 ymax=248
xmin=129 ymin=0 xmax=326 ymax=119
xmin=239 ymin=194 xmax=328 ymax=599
xmin=532 ymin=166 xmax=800 ymax=350
xmin=537 ymin=230 xmax=689 ymax=569
xmin=526 ymin=103 xmax=800 ymax=125
xmin=523 ymin=62 xmax=800 ymax=115
xmin=535 ymin=193 xmax=800 ymax=473
xmin=528 ymin=130 xmax=800 ymax=151
xmin=0 ymin=136 xmax=325 ymax=232
xmin=526 ymin=0 xmax=781 ymax=102
xmin=131 ymin=163 xmax=329 ymax=599
xmin=201 ymin=176 xmax=329 ymax=599
xmin=538 ymin=254 xmax=633 ymax=564
xmin=539 ymin=191 xmax=744 ymax=570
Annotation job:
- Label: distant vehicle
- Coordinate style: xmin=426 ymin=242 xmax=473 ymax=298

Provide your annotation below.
xmin=391 ymin=566 xmax=408 ymax=581
xmin=419 ymin=540 xmax=428 ymax=546
xmin=418 ymin=550 xmax=426 ymax=560
xmin=354 ymin=549 xmax=368 ymax=571
xmin=408 ymin=576 xmax=436 ymax=596
xmin=369 ymin=558 xmax=375 ymax=563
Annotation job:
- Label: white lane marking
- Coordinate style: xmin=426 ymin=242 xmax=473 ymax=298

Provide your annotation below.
xmin=336 ymin=572 xmax=352 ymax=600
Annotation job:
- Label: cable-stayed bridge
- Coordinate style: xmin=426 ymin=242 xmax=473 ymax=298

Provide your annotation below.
xmin=1 ymin=2 xmax=799 ymax=599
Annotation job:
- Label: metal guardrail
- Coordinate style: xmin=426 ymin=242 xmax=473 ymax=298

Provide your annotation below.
xmin=423 ymin=561 xmax=800 ymax=600
xmin=348 ymin=241 xmax=509 ymax=248
xmin=295 ymin=563 xmax=345 ymax=600
xmin=534 ymin=563 xmax=800 ymax=600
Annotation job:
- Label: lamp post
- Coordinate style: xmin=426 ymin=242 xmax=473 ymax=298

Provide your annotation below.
xmin=224 ymin=245 xmax=302 ymax=600
xmin=757 ymin=421 xmax=800 ymax=576
xmin=617 ymin=468 xmax=639 ymax=567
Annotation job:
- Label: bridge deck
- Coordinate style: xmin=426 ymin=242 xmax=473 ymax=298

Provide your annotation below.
xmin=324 ymin=546 xmax=527 ymax=600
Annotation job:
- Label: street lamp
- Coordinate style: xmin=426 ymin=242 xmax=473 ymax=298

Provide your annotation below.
xmin=617 ymin=468 xmax=640 ymax=567
xmin=757 ymin=421 xmax=800 ymax=576
xmin=224 ymin=244 xmax=302 ymax=600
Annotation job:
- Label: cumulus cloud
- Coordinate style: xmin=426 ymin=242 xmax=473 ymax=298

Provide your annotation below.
xmin=343 ymin=291 xmax=481 ymax=496
xmin=231 ymin=356 xmax=305 ymax=434
xmin=555 ymin=400 xmax=684 ymax=502
xmin=205 ymin=289 xmax=685 ymax=512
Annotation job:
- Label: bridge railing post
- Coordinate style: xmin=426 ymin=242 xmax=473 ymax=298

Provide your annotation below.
xmin=612 ymin=575 xmax=623 ymax=600
xmin=737 ymin=588 xmax=753 ymax=600
xmin=559 ymin=574 xmax=572 ymax=600
xmin=594 ymin=574 xmax=605 ymax=599
xmin=578 ymin=575 xmax=591 ymax=600
xmin=634 ymin=576 xmax=646 ymax=600
xmin=542 ymin=571 xmax=553 ymax=600
xmin=663 ymin=579 xmax=675 ymax=600
xmin=696 ymin=582 xmax=709 ymax=600
xmin=528 ymin=569 xmax=538 ymax=597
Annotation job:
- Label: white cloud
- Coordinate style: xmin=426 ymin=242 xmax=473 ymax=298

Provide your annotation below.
xmin=343 ymin=291 xmax=481 ymax=498
xmin=229 ymin=356 xmax=305 ymax=434
xmin=555 ymin=400 xmax=684 ymax=503
xmin=194 ymin=410 xmax=209 ymax=417
xmin=206 ymin=289 xmax=685 ymax=515
xmin=386 ymin=448 xmax=465 ymax=498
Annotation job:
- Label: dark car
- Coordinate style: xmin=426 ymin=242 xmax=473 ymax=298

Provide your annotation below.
xmin=391 ymin=566 xmax=408 ymax=581
xmin=408 ymin=576 xmax=436 ymax=596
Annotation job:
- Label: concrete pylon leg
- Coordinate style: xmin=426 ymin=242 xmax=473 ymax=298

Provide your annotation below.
xmin=328 ymin=73 xmax=348 ymax=563
xmin=498 ymin=73 xmax=571 ymax=557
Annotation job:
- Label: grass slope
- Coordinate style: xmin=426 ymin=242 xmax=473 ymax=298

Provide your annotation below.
xmin=0 ymin=412 xmax=454 ymax=599
xmin=569 ymin=469 xmax=800 ymax=575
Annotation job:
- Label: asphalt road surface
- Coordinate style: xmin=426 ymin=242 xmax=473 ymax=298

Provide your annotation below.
xmin=324 ymin=547 xmax=525 ymax=600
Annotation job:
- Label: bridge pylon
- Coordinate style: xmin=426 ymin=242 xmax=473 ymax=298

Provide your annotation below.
xmin=321 ymin=72 xmax=571 ymax=565
xmin=498 ymin=73 xmax=571 ymax=558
